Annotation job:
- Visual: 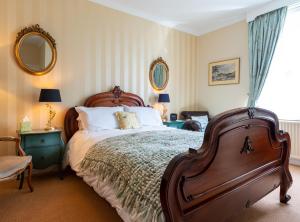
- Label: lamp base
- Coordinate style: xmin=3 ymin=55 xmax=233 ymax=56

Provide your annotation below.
xmin=44 ymin=126 xmax=56 ymax=131
xmin=161 ymin=104 xmax=168 ymax=122
xmin=45 ymin=104 xmax=56 ymax=131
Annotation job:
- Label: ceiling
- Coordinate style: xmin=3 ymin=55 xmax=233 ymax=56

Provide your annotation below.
xmin=90 ymin=0 xmax=273 ymax=36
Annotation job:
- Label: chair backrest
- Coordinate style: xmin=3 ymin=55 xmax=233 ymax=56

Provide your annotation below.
xmin=0 ymin=136 xmax=25 ymax=156
xmin=180 ymin=111 xmax=209 ymax=120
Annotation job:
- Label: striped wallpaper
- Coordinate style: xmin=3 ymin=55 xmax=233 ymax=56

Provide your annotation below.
xmin=0 ymin=0 xmax=200 ymax=154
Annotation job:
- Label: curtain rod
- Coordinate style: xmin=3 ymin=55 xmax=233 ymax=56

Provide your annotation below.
xmin=247 ymin=0 xmax=300 ymax=22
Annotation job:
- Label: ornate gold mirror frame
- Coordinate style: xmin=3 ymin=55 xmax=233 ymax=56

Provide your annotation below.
xmin=14 ymin=24 xmax=57 ymax=76
xmin=149 ymin=57 xmax=169 ymax=91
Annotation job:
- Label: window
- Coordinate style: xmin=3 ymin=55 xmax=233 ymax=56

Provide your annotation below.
xmin=257 ymin=8 xmax=300 ymax=120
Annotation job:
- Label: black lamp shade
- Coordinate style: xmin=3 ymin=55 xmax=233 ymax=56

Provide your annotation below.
xmin=158 ymin=93 xmax=170 ymax=103
xmin=39 ymin=89 xmax=61 ymax=102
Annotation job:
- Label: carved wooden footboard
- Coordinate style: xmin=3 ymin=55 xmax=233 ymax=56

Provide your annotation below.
xmin=160 ymin=107 xmax=293 ymax=222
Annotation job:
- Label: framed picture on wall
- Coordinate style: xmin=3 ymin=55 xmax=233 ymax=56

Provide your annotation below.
xmin=208 ymin=58 xmax=240 ymax=86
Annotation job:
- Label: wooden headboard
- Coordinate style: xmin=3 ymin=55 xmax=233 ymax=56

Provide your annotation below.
xmin=64 ymin=86 xmax=145 ymax=142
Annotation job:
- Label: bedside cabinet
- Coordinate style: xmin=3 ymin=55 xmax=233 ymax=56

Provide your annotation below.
xmin=18 ymin=129 xmax=65 ymax=176
xmin=163 ymin=120 xmax=185 ymax=129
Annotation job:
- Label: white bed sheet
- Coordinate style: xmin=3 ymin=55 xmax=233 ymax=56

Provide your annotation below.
xmin=65 ymin=125 xmax=173 ymax=172
xmin=65 ymin=125 xmax=174 ymax=222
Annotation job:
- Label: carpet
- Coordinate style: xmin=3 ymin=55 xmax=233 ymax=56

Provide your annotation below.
xmin=0 ymin=166 xmax=299 ymax=222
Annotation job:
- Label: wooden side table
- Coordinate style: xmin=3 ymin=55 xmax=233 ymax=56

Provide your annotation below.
xmin=163 ymin=120 xmax=185 ymax=129
xmin=17 ymin=129 xmax=65 ymax=179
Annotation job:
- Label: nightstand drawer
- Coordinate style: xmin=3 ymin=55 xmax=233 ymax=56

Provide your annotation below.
xmin=26 ymin=146 xmax=61 ymax=169
xmin=23 ymin=133 xmax=61 ymax=148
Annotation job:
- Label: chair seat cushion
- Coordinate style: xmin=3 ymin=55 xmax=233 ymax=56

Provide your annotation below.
xmin=0 ymin=156 xmax=32 ymax=179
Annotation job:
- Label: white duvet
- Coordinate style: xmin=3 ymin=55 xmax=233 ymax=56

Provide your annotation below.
xmin=64 ymin=125 xmax=175 ymax=222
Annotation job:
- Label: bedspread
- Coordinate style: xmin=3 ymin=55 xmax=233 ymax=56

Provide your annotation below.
xmin=80 ymin=130 xmax=203 ymax=222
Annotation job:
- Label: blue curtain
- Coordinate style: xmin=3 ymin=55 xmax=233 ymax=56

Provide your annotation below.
xmin=248 ymin=7 xmax=287 ymax=107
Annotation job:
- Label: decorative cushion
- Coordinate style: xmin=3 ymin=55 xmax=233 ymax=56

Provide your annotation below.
xmin=0 ymin=156 xmax=32 ymax=179
xmin=115 ymin=112 xmax=141 ymax=129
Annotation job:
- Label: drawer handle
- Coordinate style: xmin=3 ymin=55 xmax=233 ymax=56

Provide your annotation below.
xmin=40 ymin=139 xmax=45 ymax=143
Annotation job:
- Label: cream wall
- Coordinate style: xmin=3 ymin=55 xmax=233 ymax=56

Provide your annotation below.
xmin=0 ymin=0 xmax=199 ymax=154
xmin=0 ymin=0 xmax=250 ymax=155
xmin=196 ymin=21 xmax=249 ymax=116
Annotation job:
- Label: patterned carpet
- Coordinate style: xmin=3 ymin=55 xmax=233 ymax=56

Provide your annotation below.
xmin=0 ymin=166 xmax=299 ymax=222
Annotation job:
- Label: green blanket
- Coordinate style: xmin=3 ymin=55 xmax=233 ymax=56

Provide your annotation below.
xmin=80 ymin=130 xmax=203 ymax=222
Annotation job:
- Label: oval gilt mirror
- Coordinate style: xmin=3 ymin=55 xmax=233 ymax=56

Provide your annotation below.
xmin=149 ymin=57 xmax=169 ymax=91
xmin=14 ymin=24 xmax=57 ymax=76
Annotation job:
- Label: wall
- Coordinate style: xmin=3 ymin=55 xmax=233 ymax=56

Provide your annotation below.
xmin=196 ymin=21 xmax=249 ymax=116
xmin=0 ymin=0 xmax=199 ymax=154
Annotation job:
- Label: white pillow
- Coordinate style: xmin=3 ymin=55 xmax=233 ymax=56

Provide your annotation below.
xmin=123 ymin=106 xmax=163 ymax=126
xmin=191 ymin=115 xmax=209 ymax=132
xmin=75 ymin=106 xmax=124 ymax=131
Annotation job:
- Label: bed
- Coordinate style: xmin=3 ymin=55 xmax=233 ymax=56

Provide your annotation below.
xmin=64 ymin=86 xmax=293 ymax=222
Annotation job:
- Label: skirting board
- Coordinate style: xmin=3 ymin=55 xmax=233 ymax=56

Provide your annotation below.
xmin=290 ymin=156 xmax=300 ymax=166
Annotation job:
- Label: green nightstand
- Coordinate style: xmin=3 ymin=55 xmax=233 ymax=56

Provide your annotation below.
xmin=18 ymin=129 xmax=65 ymax=177
xmin=163 ymin=120 xmax=185 ymax=129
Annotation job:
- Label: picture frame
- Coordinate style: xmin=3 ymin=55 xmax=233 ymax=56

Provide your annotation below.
xmin=208 ymin=58 xmax=240 ymax=86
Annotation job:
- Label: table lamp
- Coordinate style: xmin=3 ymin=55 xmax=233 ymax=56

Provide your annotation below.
xmin=158 ymin=93 xmax=170 ymax=122
xmin=39 ymin=89 xmax=61 ymax=130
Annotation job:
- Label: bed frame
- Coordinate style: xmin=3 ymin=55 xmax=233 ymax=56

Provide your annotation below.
xmin=64 ymin=86 xmax=292 ymax=222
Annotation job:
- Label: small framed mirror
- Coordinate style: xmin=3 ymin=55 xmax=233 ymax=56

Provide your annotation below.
xmin=149 ymin=57 xmax=169 ymax=91
xmin=14 ymin=24 xmax=57 ymax=76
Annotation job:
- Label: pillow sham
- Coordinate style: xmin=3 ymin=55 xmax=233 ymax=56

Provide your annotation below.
xmin=75 ymin=106 xmax=124 ymax=131
xmin=115 ymin=112 xmax=141 ymax=129
xmin=191 ymin=115 xmax=209 ymax=132
xmin=123 ymin=106 xmax=163 ymax=126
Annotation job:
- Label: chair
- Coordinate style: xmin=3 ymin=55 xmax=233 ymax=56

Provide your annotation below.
xmin=0 ymin=136 xmax=33 ymax=192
